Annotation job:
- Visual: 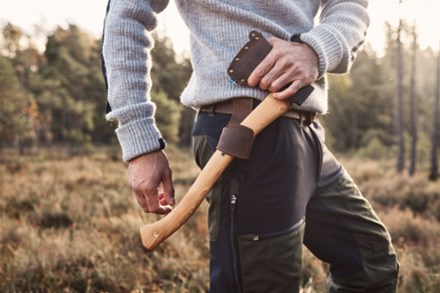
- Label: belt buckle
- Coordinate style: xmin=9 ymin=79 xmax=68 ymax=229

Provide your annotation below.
xmin=299 ymin=111 xmax=305 ymax=128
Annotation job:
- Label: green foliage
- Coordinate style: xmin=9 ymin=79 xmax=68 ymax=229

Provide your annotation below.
xmin=323 ymin=50 xmax=395 ymax=152
xmin=151 ymin=33 xmax=194 ymax=145
xmin=151 ymin=33 xmax=192 ymax=102
xmin=0 ymin=20 xmax=439 ymax=174
xmin=1 ymin=22 xmax=23 ymax=57
xmin=0 ymin=23 xmax=193 ymax=150
xmin=38 ymin=25 xmax=103 ymax=145
xmin=152 ymin=89 xmax=183 ymax=143
xmin=0 ymin=56 xmax=37 ymax=149
xmin=358 ymin=136 xmax=392 ymax=160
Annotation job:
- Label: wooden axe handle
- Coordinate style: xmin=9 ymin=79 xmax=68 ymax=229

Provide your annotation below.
xmin=140 ymin=94 xmax=290 ymax=250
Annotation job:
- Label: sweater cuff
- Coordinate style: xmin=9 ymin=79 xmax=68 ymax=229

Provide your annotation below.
xmin=114 ymin=118 xmax=165 ymax=162
xmin=299 ymin=26 xmax=344 ymax=78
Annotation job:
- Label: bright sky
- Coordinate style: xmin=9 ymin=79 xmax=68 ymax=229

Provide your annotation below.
xmin=0 ymin=0 xmax=439 ymax=54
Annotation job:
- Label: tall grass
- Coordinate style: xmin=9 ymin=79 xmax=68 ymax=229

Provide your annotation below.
xmin=0 ymin=147 xmax=208 ymax=292
xmin=1 ymin=148 xmax=439 ymax=292
xmin=341 ymin=156 xmax=440 ymax=293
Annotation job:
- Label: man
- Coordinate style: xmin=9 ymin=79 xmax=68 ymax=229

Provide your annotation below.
xmin=102 ymin=0 xmax=399 ymax=292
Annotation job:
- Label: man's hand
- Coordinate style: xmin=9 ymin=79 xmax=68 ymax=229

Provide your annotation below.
xmin=247 ymin=37 xmax=319 ymax=100
xmin=128 ymin=150 xmax=175 ymax=214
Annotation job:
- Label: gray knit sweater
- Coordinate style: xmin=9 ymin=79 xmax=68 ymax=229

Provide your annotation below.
xmin=102 ymin=0 xmax=369 ymax=161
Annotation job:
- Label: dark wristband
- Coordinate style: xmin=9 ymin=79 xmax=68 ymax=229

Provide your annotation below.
xmin=158 ymin=138 xmax=166 ymax=150
xmin=290 ymin=34 xmax=302 ymax=43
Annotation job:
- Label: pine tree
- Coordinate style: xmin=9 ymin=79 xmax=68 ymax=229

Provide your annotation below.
xmin=409 ymin=24 xmax=418 ymax=176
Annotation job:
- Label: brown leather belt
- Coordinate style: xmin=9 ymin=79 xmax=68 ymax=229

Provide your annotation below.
xmin=199 ymin=98 xmax=317 ymax=125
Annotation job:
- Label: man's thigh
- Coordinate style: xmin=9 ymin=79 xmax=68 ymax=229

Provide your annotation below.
xmin=192 ymin=113 xmax=320 ymax=293
xmin=304 ymin=171 xmax=399 ymax=292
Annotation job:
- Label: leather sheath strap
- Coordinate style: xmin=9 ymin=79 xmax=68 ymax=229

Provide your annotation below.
xmin=214 ymin=98 xmax=256 ymax=160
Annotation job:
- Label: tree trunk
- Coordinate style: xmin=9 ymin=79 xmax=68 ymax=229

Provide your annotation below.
xmin=409 ymin=25 xmax=418 ymax=176
xmin=429 ymin=46 xmax=440 ymax=181
xmin=396 ymin=20 xmax=405 ymax=173
xmin=179 ymin=107 xmax=196 ymax=147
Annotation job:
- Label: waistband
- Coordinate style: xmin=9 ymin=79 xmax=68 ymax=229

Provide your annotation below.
xmin=199 ymin=97 xmax=317 ymax=125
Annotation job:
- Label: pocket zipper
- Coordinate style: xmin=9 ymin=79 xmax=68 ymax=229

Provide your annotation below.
xmin=230 ymin=191 xmax=242 ymax=292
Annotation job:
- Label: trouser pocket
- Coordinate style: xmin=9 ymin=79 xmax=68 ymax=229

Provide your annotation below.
xmin=207 ymin=183 xmax=222 ymax=241
xmin=237 ymin=221 xmax=305 ymax=293
xmin=192 ymin=134 xmax=222 ymax=241
xmin=192 ymin=134 xmax=214 ymax=169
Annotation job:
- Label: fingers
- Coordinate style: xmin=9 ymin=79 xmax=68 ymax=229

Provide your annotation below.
xmin=272 ymin=80 xmax=303 ymax=100
xmin=247 ymin=37 xmax=319 ymax=100
xmin=144 ymin=190 xmax=172 ymax=214
xmin=247 ymin=53 xmax=276 ymax=88
xmin=132 ymin=179 xmax=171 ymax=214
xmin=155 ymin=167 xmax=175 ymax=208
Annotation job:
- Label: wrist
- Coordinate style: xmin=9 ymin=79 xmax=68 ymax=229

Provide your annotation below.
xmin=128 ymin=138 xmax=167 ymax=163
xmin=290 ymin=34 xmax=302 ymax=43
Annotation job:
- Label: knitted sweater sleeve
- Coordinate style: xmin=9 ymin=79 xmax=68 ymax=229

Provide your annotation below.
xmin=299 ymin=0 xmax=370 ymax=77
xmin=102 ymin=0 xmax=169 ymax=162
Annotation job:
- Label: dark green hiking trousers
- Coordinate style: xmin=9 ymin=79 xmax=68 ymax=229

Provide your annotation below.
xmin=192 ymin=111 xmax=399 ymax=293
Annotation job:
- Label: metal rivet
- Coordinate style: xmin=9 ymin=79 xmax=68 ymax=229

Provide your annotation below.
xmin=229 ymin=69 xmax=234 ymax=73
xmin=244 ymin=46 xmax=249 ymax=50
xmin=235 ymin=57 xmax=240 ymax=61
xmin=240 ymin=79 xmax=246 ymax=84
xmin=255 ymin=37 xmax=260 ymax=40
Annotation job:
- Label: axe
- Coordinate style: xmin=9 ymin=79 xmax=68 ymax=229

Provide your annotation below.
xmin=140 ymin=31 xmax=314 ymax=250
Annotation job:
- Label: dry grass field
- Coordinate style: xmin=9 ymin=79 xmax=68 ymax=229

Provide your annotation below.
xmin=0 ymin=147 xmax=439 ymax=292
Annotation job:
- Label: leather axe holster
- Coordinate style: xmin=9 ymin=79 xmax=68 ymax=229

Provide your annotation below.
xmin=217 ymin=31 xmax=273 ymax=160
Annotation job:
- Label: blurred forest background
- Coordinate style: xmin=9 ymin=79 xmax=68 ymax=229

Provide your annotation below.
xmin=1 ymin=18 xmax=440 ymax=292
xmin=1 ymin=21 xmax=440 ymax=177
